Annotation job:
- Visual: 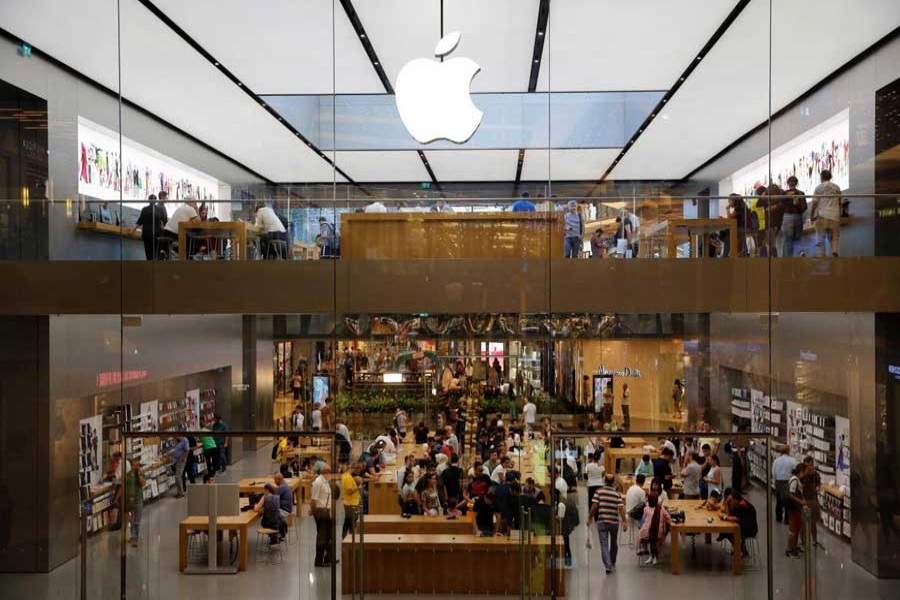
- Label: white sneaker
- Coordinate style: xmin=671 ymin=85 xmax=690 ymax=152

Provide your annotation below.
xmin=651 ymin=557 xmax=658 ymax=566
xmin=644 ymin=556 xmax=654 ymax=565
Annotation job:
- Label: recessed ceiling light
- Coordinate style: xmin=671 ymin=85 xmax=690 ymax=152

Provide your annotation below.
xmin=538 ymin=31 xmax=544 ymax=36
xmin=374 ymin=61 xmax=379 ymax=65
xmin=534 ymin=59 xmax=539 ymax=63
xmin=696 ymin=56 xmax=701 ymax=60
xmin=360 ymin=33 xmax=366 ymax=38
xmin=237 ymin=82 xmax=243 ymax=87
xmin=680 ymin=77 xmax=684 ymax=81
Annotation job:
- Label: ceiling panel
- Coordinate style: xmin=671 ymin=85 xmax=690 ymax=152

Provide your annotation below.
xmin=425 ymin=149 xmax=519 ymax=181
xmin=335 ymin=151 xmax=429 ymax=182
xmin=442 ymin=0 xmax=540 ymax=92
xmin=610 ymin=0 xmax=900 ymax=180
xmin=536 ymin=0 xmax=736 ymax=92
xmin=152 ymin=0 xmax=382 ymax=94
xmin=352 ymin=0 xmax=441 ymax=92
xmin=521 ymin=149 xmax=621 ymax=181
xmin=0 ymin=0 xmax=344 ymax=183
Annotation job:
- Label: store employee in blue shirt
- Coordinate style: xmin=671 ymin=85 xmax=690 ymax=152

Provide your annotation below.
xmin=772 ymin=446 xmax=797 ymax=523
xmin=172 ymin=436 xmax=191 ymax=498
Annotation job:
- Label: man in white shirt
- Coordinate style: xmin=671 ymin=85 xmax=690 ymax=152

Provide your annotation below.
xmin=374 ymin=430 xmax=396 ymax=455
xmin=364 ymin=201 xmax=387 ymax=213
xmin=254 ymin=203 xmax=288 ymax=259
xmin=162 ymin=200 xmax=199 ymax=246
xmin=491 ymin=456 xmax=511 ymax=484
xmin=811 ymin=169 xmax=843 ymax=257
xmin=336 ymin=421 xmax=350 ymax=441
xmin=311 ymin=406 xmax=323 ymax=431
xmin=522 ymin=400 xmax=537 ymax=438
xmin=309 ymin=462 xmax=334 ymax=566
xmin=291 ymin=406 xmax=304 ymax=431
xmin=625 ymin=473 xmax=648 ymax=520
xmin=772 ymin=446 xmax=798 ymax=523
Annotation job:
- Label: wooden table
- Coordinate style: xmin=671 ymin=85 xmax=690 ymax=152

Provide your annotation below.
xmin=77 ymin=220 xmax=143 ymax=240
xmin=354 ymin=513 xmax=473 ymax=535
xmin=341 ymin=534 xmax=564 ymax=595
xmin=604 ymin=447 xmax=658 ymax=476
xmin=665 ymin=218 xmax=738 ymax=259
xmin=368 ymin=470 xmax=400 ymax=514
xmin=616 ymin=474 xmax=683 ymax=498
xmin=178 ymin=510 xmax=260 ymax=572
xmin=667 ymin=500 xmax=741 ymax=575
xmin=292 ymin=240 xmax=319 ymax=260
xmin=178 ymin=221 xmax=260 ymax=260
xmin=238 ymin=477 xmax=302 ymax=514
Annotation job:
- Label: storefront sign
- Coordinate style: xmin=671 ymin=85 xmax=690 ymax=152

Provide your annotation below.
xmin=598 ymin=365 xmax=642 ymax=378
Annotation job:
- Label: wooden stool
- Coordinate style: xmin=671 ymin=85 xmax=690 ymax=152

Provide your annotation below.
xmin=256 ymin=528 xmax=284 ymax=564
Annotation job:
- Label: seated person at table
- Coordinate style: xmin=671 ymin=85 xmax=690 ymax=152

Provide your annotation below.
xmin=254 ymin=202 xmax=288 ymax=259
xmin=255 ymin=483 xmax=288 ymax=541
xmin=273 ymin=472 xmax=293 ymax=516
xmin=717 ymin=488 xmax=758 ymax=557
xmin=699 ymin=489 xmax=722 ymax=512
xmin=400 ymin=470 xmax=419 ymax=516
xmin=652 ymin=448 xmax=676 ymax=492
xmin=637 ymin=492 xmax=672 ymax=565
xmin=473 ymin=490 xmax=499 ymax=536
xmin=418 ymin=473 xmax=442 ymax=516
xmin=635 ymin=454 xmax=655 ymax=477
xmin=626 ymin=473 xmax=649 ymax=523
xmin=364 ymin=444 xmax=384 ymax=478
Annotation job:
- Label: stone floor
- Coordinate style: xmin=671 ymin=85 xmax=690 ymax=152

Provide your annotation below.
xmin=3 ymin=442 xmax=899 ymax=600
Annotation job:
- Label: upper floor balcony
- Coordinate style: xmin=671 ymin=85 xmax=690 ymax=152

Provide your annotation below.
xmin=1 ymin=194 xmax=899 ymax=315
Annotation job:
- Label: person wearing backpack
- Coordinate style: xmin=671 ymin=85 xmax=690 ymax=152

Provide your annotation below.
xmin=318 ymin=216 xmax=340 ymax=259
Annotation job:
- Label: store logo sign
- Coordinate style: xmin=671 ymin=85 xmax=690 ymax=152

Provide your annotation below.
xmin=395 ymin=32 xmax=483 ymax=144
xmin=598 ymin=365 xmax=642 ymax=378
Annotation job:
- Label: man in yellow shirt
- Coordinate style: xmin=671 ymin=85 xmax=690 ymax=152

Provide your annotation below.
xmin=342 ymin=463 xmax=363 ymax=539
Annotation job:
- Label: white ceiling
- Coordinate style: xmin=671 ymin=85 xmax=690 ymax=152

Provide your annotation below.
xmin=1 ymin=0 xmax=897 ymax=185
xmin=610 ymin=0 xmax=900 ymax=180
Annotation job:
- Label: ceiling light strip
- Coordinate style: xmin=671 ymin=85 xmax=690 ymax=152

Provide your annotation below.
xmin=517 ymin=0 xmax=552 ymax=188
xmin=135 ymin=0 xmax=366 ymax=191
xmin=338 ymin=0 xmax=438 ymax=190
xmin=595 ymin=0 xmax=751 ymax=187
xmin=0 ymin=25 xmax=274 ymax=185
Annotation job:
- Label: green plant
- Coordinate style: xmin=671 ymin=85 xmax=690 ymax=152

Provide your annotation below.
xmin=335 ymin=390 xmax=428 ymax=414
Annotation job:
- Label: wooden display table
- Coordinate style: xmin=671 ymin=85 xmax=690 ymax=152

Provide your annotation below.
xmin=665 ymin=218 xmax=738 ymax=258
xmin=667 ymin=500 xmax=742 ymax=575
xmin=341 ymin=533 xmax=565 ymax=595
xmin=238 ymin=477 xmax=302 ymax=514
xmin=604 ymin=447 xmax=658 ymax=476
xmin=178 ymin=221 xmax=260 ymax=260
xmin=178 ymin=510 xmax=259 ymax=572
xmin=357 ymin=513 xmax=473 ymax=535
xmin=616 ymin=474 xmax=683 ymax=498
xmin=340 ymin=211 xmax=565 ymax=260
xmin=77 ymin=220 xmax=142 ymax=240
xmin=368 ymin=471 xmax=400 ymax=515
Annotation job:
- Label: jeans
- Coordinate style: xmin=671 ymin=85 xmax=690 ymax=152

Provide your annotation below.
xmin=128 ymin=503 xmax=143 ymax=541
xmin=218 ymin=445 xmax=228 ymax=472
xmin=621 ymin=405 xmax=630 ymax=429
xmin=174 ymin=455 xmax=188 ymax=495
xmin=780 ymin=214 xmax=799 ymax=257
xmin=564 ymin=236 xmax=581 ymax=259
xmin=597 ymin=521 xmax=619 ymax=569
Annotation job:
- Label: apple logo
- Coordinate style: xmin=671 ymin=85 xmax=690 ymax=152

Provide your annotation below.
xmin=395 ymin=31 xmax=483 ymax=144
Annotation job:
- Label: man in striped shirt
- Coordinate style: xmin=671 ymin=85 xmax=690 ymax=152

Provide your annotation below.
xmin=590 ymin=474 xmax=627 ymax=573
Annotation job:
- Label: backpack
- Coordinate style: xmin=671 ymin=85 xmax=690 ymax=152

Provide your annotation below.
xmin=628 ymin=500 xmax=646 ymax=521
xmin=562 ymin=497 xmax=580 ymax=534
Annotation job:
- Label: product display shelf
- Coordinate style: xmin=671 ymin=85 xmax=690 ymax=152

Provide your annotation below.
xmin=730 ymin=387 xmax=751 ymax=433
xmin=82 ymin=482 xmax=114 ymax=534
xmin=820 ymin=483 xmax=852 ymax=540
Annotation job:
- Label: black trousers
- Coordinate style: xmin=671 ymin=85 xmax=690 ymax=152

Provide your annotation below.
xmin=313 ymin=508 xmax=334 ymax=564
xmin=203 ymin=448 xmax=218 ymax=482
xmin=342 ymin=505 xmax=358 ymax=539
xmin=774 ymin=480 xmax=789 ymax=522
xmin=141 ymin=236 xmax=156 ymax=260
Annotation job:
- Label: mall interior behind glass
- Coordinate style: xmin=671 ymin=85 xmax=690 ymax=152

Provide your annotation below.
xmin=1 ymin=1 xmax=900 ymax=599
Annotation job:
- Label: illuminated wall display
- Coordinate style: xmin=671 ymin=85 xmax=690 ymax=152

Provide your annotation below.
xmin=719 ymin=108 xmax=850 ymax=198
xmin=77 ymin=116 xmax=226 ymax=205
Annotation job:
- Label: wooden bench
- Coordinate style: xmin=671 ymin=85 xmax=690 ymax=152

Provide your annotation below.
xmin=341 ymin=533 xmax=565 ymax=595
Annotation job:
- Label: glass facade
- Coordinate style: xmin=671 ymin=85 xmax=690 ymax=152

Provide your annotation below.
xmin=0 ymin=1 xmax=899 ymax=599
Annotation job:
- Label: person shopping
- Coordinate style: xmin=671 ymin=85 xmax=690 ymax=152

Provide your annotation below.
xmin=637 ymin=492 xmax=672 ymax=565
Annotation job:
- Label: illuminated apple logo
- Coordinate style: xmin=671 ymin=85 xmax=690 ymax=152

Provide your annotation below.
xmin=395 ymin=31 xmax=483 ymax=144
